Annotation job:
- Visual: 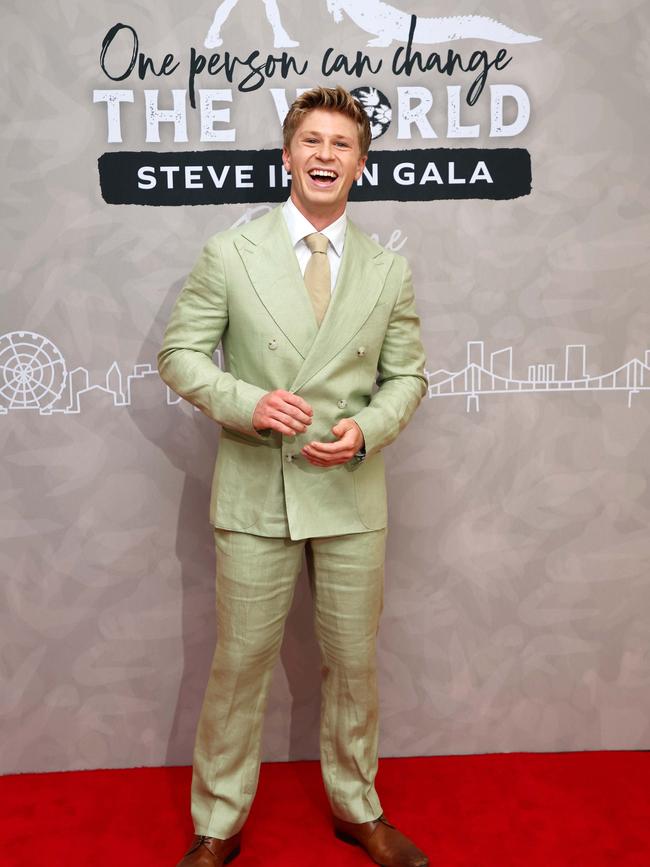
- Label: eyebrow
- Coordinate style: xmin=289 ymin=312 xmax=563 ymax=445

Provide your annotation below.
xmin=300 ymin=130 xmax=353 ymax=142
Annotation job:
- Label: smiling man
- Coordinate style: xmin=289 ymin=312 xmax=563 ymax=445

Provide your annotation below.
xmin=158 ymin=86 xmax=428 ymax=867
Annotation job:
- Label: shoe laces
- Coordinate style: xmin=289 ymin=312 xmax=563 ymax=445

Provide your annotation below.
xmin=378 ymin=815 xmax=396 ymax=829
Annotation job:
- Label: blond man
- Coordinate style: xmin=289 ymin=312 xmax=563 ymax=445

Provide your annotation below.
xmin=159 ymin=85 xmax=428 ymax=867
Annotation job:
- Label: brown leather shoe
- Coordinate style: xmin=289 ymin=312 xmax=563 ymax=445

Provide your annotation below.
xmin=334 ymin=814 xmax=429 ymax=867
xmin=176 ymin=833 xmax=241 ymax=866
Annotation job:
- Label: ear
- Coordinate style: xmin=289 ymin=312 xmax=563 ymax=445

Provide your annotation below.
xmin=354 ymin=153 xmax=368 ymax=181
xmin=282 ymin=145 xmax=290 ymax=172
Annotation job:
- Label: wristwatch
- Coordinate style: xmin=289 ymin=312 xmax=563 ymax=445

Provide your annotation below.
xmin=354 ymin=444 xmax=366 ymax=463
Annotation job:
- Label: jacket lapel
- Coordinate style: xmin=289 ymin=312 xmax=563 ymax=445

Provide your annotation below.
xmin=234 ymin=207 xmax=318 ymax=359
xmin=234 ymin=206 xmax=391 ymax=388
xmin=291 ymin=220 xmax=391 ymax=392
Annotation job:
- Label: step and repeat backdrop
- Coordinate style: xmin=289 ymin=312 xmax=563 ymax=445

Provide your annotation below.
xmin=2 ymin=1 xmax=649 ymax=774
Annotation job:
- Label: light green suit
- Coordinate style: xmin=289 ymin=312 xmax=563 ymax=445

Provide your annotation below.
xmin=158 ymin=205 xmax=427 ymax=838
xmin=158 ymin=205 xmax=427 ymax=540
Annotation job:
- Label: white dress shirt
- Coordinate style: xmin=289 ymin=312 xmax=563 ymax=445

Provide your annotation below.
xmin=281 ymin=197 xmax=347 ymax=294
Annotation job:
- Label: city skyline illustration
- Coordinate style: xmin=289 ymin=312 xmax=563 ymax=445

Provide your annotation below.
xmin=1 ymin=330 xmax=649 ymax=416
xmin=427 ymin=340 xmax=650 ymax=412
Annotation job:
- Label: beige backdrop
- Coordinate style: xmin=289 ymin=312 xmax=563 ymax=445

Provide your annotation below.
xmin=1 ymin=0 xmax=649 ymax=774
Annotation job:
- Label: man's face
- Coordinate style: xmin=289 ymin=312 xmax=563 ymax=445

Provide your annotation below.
xmin=282 ymin=108 xmax=367 ymax=223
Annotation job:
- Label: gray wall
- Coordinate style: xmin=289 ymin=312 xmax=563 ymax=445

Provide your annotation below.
xmin=1 ymin=1 xmax=649 ymax=774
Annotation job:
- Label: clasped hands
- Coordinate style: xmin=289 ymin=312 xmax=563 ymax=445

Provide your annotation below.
xmin=253 ymin=389 xmax=363 ymax=467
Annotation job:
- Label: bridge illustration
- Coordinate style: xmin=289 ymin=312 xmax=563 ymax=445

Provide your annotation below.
xmin=426 ymin=341 xmax=650 ymax=412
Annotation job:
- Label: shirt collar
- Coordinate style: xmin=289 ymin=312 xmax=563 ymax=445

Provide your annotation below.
xmin=282 ymin=197 xmax=347 ymax=257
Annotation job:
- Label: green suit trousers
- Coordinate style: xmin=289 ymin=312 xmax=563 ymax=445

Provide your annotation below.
xmin=191 ymin=526 xmax=387 ymax=837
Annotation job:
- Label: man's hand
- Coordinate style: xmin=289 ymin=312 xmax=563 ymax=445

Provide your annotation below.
xmin=253 ymin=390 xmax=313 ymax=436
xmin=301 ymin=418 xmax=364 ymax=467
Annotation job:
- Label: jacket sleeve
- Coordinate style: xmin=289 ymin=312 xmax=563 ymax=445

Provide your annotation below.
xmin=351 ymin=257 xmax=428 ymax=458
xmin=157 ymin=235 xmax=269 ymax=438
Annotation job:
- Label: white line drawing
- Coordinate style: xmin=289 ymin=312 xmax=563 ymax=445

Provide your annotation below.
xmin=53 ymin=361 xmax=163 ymax=415
xmin=2 ymin=332 xmax=647 ymax=417
xmin=426 ymin=341 xmax=650 ymax=412
xmin=327 ymin=1 xmax=541 ymax=47
xmin=229 ymin=203 xmax=274 ymax=227
xmin=205 ymin=0 xmax=298 ymax=48
xmin=0 ymin=331 xmax=67 ymax=413
xmin=2 ymin=353 xmax=220 ymax=416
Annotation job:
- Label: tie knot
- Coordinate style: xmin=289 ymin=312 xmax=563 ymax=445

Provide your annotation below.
xmin=304 ymin=232 xmax=329 ymax=255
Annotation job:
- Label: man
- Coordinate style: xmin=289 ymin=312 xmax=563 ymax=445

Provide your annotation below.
xmin=158 ymin=85 xmax=428 ymax=867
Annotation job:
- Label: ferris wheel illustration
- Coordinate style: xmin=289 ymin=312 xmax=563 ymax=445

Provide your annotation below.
xmin=0 ymin=331 xmax=67 ymax=412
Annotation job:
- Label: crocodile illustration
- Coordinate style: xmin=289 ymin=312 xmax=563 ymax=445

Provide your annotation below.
xmin=326 ymin=0 xmax=541 ymax=46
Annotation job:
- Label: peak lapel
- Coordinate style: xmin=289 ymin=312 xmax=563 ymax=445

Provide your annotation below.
xmin=291 ymin=221 xmax=391 ymax=393
xmin=234 ymin=207 xmax=318 ymax=359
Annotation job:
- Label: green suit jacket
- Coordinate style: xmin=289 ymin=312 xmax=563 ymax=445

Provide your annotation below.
xmin=157 ymin=205 xmax=427 ymax=540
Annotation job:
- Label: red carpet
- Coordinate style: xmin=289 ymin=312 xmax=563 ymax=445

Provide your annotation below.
xmin=2 ymin=753 xmax=649 ymax=866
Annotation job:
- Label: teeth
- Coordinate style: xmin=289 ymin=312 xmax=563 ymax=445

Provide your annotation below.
xmin=310 ymin=170 xmax=337 ymax=179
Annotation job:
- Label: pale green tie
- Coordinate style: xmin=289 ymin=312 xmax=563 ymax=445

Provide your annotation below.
xmin=303 ymin=232 xmax=331 ymax=325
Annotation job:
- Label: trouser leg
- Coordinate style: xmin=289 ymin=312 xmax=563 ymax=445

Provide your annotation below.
xmin=191 ymin=529 xmax=304 ymax=838
xmin=307 ymin=529 xmax=387 ymax=823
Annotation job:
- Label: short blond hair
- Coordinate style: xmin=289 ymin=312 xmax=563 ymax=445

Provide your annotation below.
xmin=282 ymin=85 xmax=372 ymax=155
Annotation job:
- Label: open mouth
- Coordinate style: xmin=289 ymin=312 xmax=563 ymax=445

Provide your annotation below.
xmin=308 ymin=168 xmax=338 ymax=187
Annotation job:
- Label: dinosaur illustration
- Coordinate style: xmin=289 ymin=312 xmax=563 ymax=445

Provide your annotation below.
xmin=326 ymin=0 xmax=541 ymax=46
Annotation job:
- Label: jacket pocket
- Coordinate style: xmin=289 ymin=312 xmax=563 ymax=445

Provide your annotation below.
xmin=211 ymin=433 xmax=273 ymax=529
xmin=353 ymin=452 xmax=388 ymax=530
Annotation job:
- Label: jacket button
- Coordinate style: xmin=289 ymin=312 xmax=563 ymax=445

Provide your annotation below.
xmin=285 ymin=453 xmax=295 ymax=462
xmin=356 ymin=346 xmax=366 ymax=356
xmin=268 ymin=339 xmax=278 ymax=350
xmin=337 ymin=399 xmax=347 ymax=409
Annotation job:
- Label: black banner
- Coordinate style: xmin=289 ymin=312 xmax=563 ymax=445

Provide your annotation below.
xmin=98 ymin=147 xmax=531 ymax=205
